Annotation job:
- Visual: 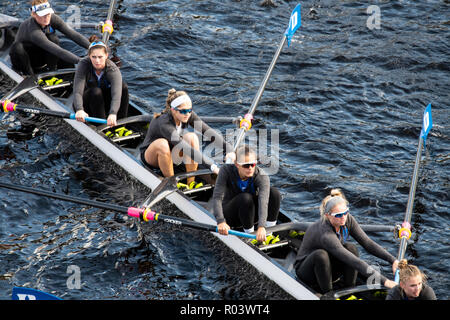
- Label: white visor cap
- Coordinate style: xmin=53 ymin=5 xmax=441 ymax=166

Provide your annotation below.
xmin=31 ymin=2 xmax=54 ymax=17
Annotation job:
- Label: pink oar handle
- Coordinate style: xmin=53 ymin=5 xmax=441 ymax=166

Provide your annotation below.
xmin=127 ymin=207 xmax=157 ymax=221
xmin=1 ymin=100 xmax=17 ymax=112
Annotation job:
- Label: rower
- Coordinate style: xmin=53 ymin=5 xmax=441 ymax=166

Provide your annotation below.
xmin=140 ymin=88 xmax=234 ymax=189
xmin=386 ymin=260 xmax=436 ymax=300
xmin=9 ymin=0 xmax=90 ymax=76
xmin=73 ymin=35 xmax=129 ymax=127
xmin=213 ymin=145 xmax=281 ymax=243
xmin=294 ymin=189 xmax=398 ymax=295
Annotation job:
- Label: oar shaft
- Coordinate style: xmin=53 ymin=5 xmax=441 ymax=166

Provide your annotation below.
xmin=396 ymin=135 xmax=424 ymax=263
xmin=127 ymin=208 xmax=256 ymax=239
xmin=265 ymin=221 xmax=394 ymax=234
xmin=398 ymin=238 xmax=409 ymax=262
xmin=232 ymin=35 xmax=287 ymax=151
xmin=105 ymin=0 xmax=117 ymax=22
xmin=0 ymin=181 xmax=128 ymax=213
xmin=159 ymin=215 xmax=256 ymax=239
xmin=395 ymin=242 xmax=412 ymax=281
xmin=394 ymin=103 xmax=432 ymax=283
xmin=201 ymin=116 xmax=241 ymax=124
xmin=0 ymin=182 xmax=255 ymax=239
xmin=404 ymin=136 xmax=424 ymax=225
xmin=395 ymin=237 xmax=409 ymax=282
xmin=11 ymin=104 xmax=70 ymax=118
xmin=2 ymin=101 xmax=107 ymax=124
xmin=102 ymin=0 xmax=117 ymax=43
xmin=249 ymin=36 xmax=286 ymax=117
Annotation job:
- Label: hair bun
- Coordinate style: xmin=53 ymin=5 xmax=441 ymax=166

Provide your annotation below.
xmin=398 ymin=259 xmax=408 ymax=270
xmin=330 ymin=188 xmax=343 ymax=197
xmin=88 ymin=34 xmax=100 ymax=43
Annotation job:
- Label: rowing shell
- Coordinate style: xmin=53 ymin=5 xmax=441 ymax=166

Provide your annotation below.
xmin=0 ymin=15 xmax=319 ymax=300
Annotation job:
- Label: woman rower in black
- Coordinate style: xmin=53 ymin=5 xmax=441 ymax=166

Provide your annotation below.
xmin=294 ymin=189 xmax=398 ymax=295
xmin=140 ymin=88 xmax=234 ymax=188
xmin=386 ymin=260 xmax=436 ymax=300
xmin=212 ymin=146 xmax=281 ymax=243
xmin=73 ymin=35 xmax=129 ymax=127
xmin=10 ymin=0 xmax=89 ymax=75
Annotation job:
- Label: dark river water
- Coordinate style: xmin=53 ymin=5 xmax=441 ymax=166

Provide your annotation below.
xmin=0 ymin=0 xmax=448 ymax=300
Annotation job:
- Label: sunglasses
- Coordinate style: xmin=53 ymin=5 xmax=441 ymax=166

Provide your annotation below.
xmin=237 ymin=162 xmax=257 ymax=169
xmin=175 ymin=108 xmax=192 ymax=115
xmin=330 ymin=209 xmax=349 ymax=218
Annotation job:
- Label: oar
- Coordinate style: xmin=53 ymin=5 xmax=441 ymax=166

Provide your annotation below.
xmin=0 ymin=181 xmax=255 ymax=240
xmin=0 ymin=75 xmax=41 ymax=103
xmin=127 ymin=207 xmax=255 ymax=239
xmin=101 ymin=0 xmax=117 ymax=43
xmin=394 ymin=103 xmax=433 ymax=283
xmin=228 ymin=3 xmax=302 ymax=158
xmin=1 ymin=100 xmax=108 ymax=124
xmin=201 ymin=115 xmax=243 ymax=124
xmin=265 ymin=221 xmax=395 ymax=234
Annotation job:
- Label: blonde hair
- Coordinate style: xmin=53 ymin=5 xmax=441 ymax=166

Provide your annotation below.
xmin=31 ymin=0 xmax=48 ymax=6
xmin=236 ymin=145 xmax=256 ymax=163
xmin=153 ymin=88 xmax=189 ymax=119
xmin=320 ymin=188 xmax=348 ymax=219
xmin=398 ymin=259 xmax=426 ymax=284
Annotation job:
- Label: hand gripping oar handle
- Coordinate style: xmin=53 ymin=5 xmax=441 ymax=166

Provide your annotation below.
xmin=127 ymin=207 xmax=256 ymax=239
xmin=1 ymin=100 xmax=107 ymax=124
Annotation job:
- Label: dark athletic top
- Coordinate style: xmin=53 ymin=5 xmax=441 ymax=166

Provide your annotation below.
xmin=13 ymin=14 xmax=89 ymax=64
xmin=139 ymin=110 xmax=233 ymax=167
xmin=295 ymin=215 xmax=397 ymax=284
xmin=386 ymin=284 xmax=436 ymax=300
xmin=73 ymin=56 xmax=123 ymax=115
xmin=212 ymin=164 xmax=271 ymax=228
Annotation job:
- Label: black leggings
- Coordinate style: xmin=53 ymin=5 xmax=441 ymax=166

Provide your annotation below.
xmin=295 ymin=243 xmax=359 ymax=294
xmin=222 ymin=187 xmax=280 ymax=229
xmin=82 ymin=82 xmax=129 ymax=120
xmin=10 ymin=34 xmax=71 ymax=75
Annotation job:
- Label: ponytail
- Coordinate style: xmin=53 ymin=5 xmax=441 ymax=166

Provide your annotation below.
xmin=153 ymin=88 xmax=189 ymax=119
xmin=398 ymin=259 xmax=426 ymax=284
